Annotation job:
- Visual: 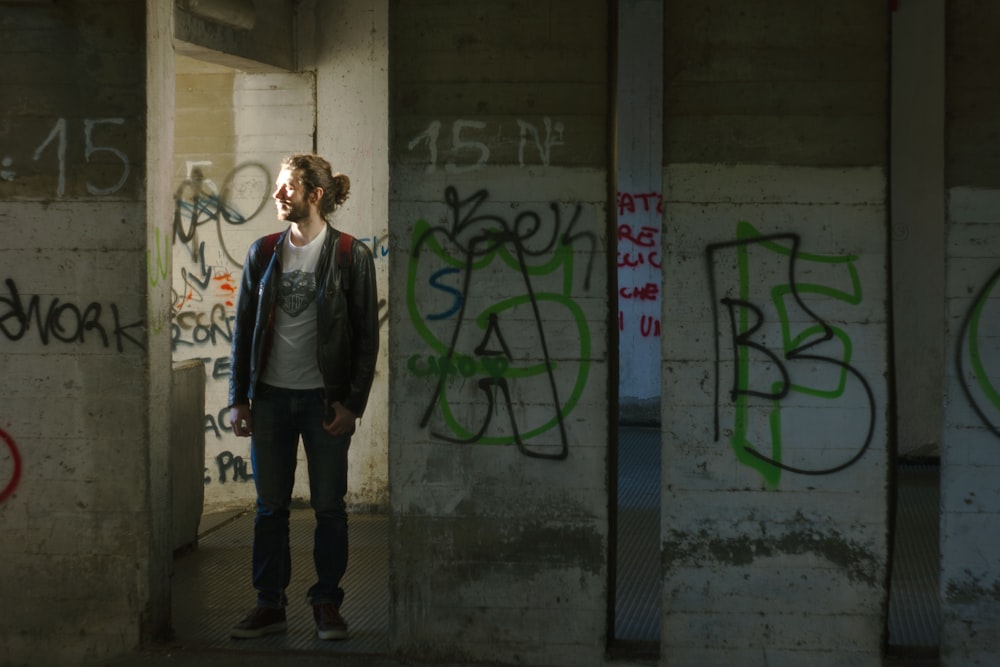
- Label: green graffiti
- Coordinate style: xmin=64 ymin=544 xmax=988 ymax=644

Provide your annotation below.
xmin=407 ymin=351 xmax=509 ymax=379
xmin=148 ymin=226 xmax=171 ymax=288
xmin=957 ymin=266 xmax=1000 ymax=438
xmin=711 ymin=221 xmax=873 ymax=486
xmin=406 ymin=188 xmax=595 ymax=456
xmin=968 ymin=270 xmax=1000 ymax=410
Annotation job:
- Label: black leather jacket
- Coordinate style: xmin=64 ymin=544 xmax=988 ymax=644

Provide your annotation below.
xmin=228 ymin=225 xmax=379 ymax=418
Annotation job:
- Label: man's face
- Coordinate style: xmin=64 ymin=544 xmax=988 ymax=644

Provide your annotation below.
xmin=272 ymin=167 xmax=311 ymax=222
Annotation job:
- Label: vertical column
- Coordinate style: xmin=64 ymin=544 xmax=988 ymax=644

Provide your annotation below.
xmin=0 ymin=0 xmax=153 ymax=662
xmin=942 ymin=2 xmax=1000 ymax=663
xmin=661 ymin=3 xmax=891 ymax=665
xmin=387 ymin=1 xmax=614 ymax=664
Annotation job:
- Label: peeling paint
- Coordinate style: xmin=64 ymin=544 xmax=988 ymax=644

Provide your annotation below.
xmin=393 ymin=515 xmax=605 ymax=576
xmin=945 ymin=570 xmax=1000 ymax=604
xmin=663 ymin=526 xmax=882 ymax=587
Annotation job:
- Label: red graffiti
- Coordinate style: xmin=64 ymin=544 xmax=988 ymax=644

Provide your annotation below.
xmin=617 ymin=251 xmax=661 ymax=269
xmin=640 ymin=315 xmax=661 ymax=338
xmin=618 ymin=311 xmax=661 ymax=338
xmin=214 ymin=272 xmax=237 ymax=307
xmin=0 ymin=426 xmax=23 ymax=504
xmin=617 ymin=224 xmax=662 ymax=269
xmin=617 ymin=192 xmax=662 ymax=217
xmin=619 ymin=282 xmax=659 ymax=301
xmin=617 ymin=223 xmax=659 ymax=247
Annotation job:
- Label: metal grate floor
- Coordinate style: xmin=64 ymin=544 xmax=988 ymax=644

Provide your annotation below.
xmin=614 ymin=425 xmax=661 ymax=642
xmin=172 ymin=430 xmax=939 ymax=655
xmin=172 ymin=511 xmax=389 ymax=656
xmin=887 ymin=462 xmax=941 ymax=648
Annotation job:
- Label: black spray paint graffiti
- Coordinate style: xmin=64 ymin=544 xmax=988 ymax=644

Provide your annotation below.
xmin=171 ymin=303 xmax=235 ymax=350
xmin=0 ymin=278 xmax=144 ymax=352
xmin=172 ymin=162 xmax=271 ymax=313
xmin=408 ymin=187 xmax=597 ymax=460
xmin=955 ymin=265 xmax=1000 ymax=439
xmin=204 ymin=405 xmax=237 ymax=440
xmin=212 ymin=450 xmax=253 ymax=484
xmin=173 ymin=162 xmax=271 ymax=265
xmin=706 ymin=223 xmax=875 ymax=486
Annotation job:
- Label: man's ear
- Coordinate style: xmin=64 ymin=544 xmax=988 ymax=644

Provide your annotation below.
xmin=310 ymin=186 xmax=324 ymax=205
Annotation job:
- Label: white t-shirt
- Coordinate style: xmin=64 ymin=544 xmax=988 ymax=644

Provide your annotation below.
xmin=261 ymin=226 xmax=327 ymax=389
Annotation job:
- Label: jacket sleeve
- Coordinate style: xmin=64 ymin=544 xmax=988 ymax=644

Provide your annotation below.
xmin=228 ymin=240 xmax=264 ymax=407
xmin=343 ymin=239 xmax=380 ymax=417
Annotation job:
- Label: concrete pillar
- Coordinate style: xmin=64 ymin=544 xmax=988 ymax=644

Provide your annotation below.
xmin=890 ymin=0 xmax=946 ymax=460
xmin=661 ymin=3 xmax=891 ymax=665
xmin=942 ymin=1 xmax=1000 ymax=663
xmin=387 ymin=1 xmax=615 ymax=664
xmin=0 ymin=0 xmax=164 ymax=662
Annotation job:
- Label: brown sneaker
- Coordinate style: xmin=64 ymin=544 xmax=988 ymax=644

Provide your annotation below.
xmin=230 ymin=605 xmax=287 ymax=639
xmin=313 ymin=603 xmax=349 ymax=640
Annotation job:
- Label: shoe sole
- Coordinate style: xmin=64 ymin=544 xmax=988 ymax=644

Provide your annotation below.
xmin=230 ymin=621 xmax=287 ymax=639
xmin=316 ymin=627 xmax=349 ymax=640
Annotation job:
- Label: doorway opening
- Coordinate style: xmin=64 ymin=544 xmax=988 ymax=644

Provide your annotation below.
xmin=167 ymin=51 xmax=391 ymax=655
xmin=611 ymin=0 xmax=664 ymax=651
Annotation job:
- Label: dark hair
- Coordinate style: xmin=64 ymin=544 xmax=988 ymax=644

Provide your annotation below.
xmin=280 ymin=153 xmax=350 ymax=219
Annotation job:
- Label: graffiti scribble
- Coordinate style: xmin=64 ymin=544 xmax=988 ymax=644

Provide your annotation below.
xmin=706 ymin=222 xmax=875 ymax=485
xmin=956 ymin=265 xmax=1000 ymax=439
xmin=408 ymin=187 xmax=597 ymax=459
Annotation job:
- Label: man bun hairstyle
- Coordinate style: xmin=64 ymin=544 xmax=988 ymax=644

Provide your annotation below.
xmin=281 ymin=153 xmax=351 ymax=220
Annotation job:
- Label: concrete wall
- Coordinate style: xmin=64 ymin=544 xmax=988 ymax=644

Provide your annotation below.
xmin=661 ymin=3 xmax=891 ymax=666
xmin=0 ymin=1 xmax=157 ymax=663
xmin=146 ymin=0 xmax=178 ymax=645
xmin=942 ymin=1 xmax=1000 ymax=663
xmin=387 ymin=1 xmax=614 ymax=664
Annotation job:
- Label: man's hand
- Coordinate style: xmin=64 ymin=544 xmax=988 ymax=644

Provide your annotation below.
xmin=230 ymin=404 xmax=252 ymax=437
xmin=323 ymin=401 xmax=357 ymax=437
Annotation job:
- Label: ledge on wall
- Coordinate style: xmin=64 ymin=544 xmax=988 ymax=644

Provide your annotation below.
xmin=174 ymin=0 xmax=296 ymax=73
xmin=178 ymin=0 xmax=255 ymax=30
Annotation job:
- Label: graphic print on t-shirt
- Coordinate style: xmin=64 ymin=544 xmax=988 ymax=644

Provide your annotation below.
xmin=277 ymin=269 xmax=316 ymax=317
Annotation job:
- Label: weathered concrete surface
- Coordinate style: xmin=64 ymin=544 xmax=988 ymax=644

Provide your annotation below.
xmin=0 ymin=1 xmax=159 ymax=664
xmin=941 ymin=3 xmax=1000 ymax=664
xmin=387 ymin=1 xmax=613 ymax=665
xmin=661 ymin=4 xmax=890 ymax=657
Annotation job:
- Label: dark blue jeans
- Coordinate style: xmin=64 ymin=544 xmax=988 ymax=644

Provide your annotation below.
xmin=249 ymin=383 xmax=350 ymax=609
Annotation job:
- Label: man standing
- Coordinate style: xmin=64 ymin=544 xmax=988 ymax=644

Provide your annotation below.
xmin=227 ymin=154 xmax=379 ymax=641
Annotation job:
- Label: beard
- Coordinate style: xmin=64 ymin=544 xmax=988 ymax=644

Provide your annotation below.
xmin=276 ymin=199 xmax=309 ymax=222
